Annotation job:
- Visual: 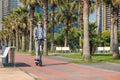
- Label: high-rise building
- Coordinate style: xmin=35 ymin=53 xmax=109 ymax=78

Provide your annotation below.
xmin=3 ymin=0 xmax=10 ymax=16
xmin=0 ymin=0 xmax=3 ymax=30
xmin=104 ymin=4 xmax=111 ymax=31
xmin=97 ymin=3 xmax=120 ymax=32
xmin=10 ymin=0 xmax=23 ymax=11
xmin=97 ymin=3 xmax=104 ymax=33
xmin=0 ymin=0 xmax=10 ymax=30
xmin=0 ymin=0 xmax=23 ymax=30
xmin=118 ymin=6 xmax=120 ymax=30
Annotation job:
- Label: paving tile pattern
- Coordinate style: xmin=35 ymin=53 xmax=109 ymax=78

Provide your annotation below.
xmin=15 ymin=53 xmax=120 ymax=80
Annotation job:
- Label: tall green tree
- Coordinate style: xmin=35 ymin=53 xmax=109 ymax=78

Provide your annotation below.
xmin=43 ymin=0 xmax=48 ymax=55
xmin=14 ymin=7 xmax=28 ymax=51
xmin=3 ymin=6 xmax=29 ymax=51
xmin=19 ymin=0 xmax=37 ymax=52
xmin=110 ymin=0 xmax=120 ymax=58
xmin=96 ymin=0 xmax=120 ymax=58
xmin=38 ymin=0 xmax=48 ymax=55
xmin=55 ymin=0 xmax=77 ymax=47
xmin=2 ymin=17 xmax=11 ymax=46
xmin=48 ymin=0 xmax=57 ymax=51
xmin=78 ymin=0 xmax=94 ymax=49
xmin=78 ymin=0 xmax=83 ymax=30
xmin=11 ymin=8 xmax=23 ymax=50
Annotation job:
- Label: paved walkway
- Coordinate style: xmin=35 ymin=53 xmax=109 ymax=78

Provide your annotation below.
xmin=13 ymin=52 xmax=120 ymax=80
xmin=0 ymin=51 xmax=120 ymax=80
xmin=0 ymin=68 xmax=35 ymax=80
xmin=0 ymin=51 xmax=35 ymax=80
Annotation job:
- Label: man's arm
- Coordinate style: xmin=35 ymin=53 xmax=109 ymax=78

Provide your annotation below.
xmin=33 ymin=27 xmax=38 ymax=40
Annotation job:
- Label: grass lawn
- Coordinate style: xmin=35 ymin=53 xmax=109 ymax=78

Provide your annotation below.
xmin=20 ymin=50 xmax=120 ymax=64
xmin=53 ymin=53 xmax=120 ymax=64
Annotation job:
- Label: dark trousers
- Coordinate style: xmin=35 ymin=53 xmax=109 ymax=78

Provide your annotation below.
xmin=35 ymin=39 xmax=43 ymax=61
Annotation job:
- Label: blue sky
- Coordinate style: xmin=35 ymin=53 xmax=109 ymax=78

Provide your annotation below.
xmin=35 ymin=6 xmax=96 ymax=22
xmin=89 ymin=11 xmax=96 ymax=22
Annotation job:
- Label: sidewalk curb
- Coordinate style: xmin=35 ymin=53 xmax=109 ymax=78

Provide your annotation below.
xmin=19 ymin=68 xmax=40 ymax=80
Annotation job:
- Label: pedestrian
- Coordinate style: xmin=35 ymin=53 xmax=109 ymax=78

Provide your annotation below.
xmin=33 ymin=20 xmax=46 ymax=66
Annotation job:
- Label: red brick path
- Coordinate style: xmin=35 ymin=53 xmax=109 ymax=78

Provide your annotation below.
xmin=15 ymin=52 xmax=120 ymax=80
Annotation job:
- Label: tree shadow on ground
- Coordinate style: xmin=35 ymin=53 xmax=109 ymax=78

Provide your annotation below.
xmin=42 ymin=62 xmax=69 ymax=67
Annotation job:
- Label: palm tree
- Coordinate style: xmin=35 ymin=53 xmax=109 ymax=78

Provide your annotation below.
xmin=2 ymin=14 xmax=18 ymax=47
xmin=0 ymin=30 xmax=9 ymax=46
xmin=48 ymin=0 xmax=57 ymax=51
xmin=2 ymin=17 xmax=10 ymax=46
xmin=83 ymin=0 xmax=91 ymax=61
xmin=49 ymin=0 xmax=70 ymax=51
xmin=3 ymin=30 xmax=9 ymax=46
xmin=11 ymin=9 xmax=22 ymax=50
xmin=14 ymin=7 xmax=28 ymax=51
xmin=49 ymin=0 xmax=73 ymax=51
xmin=37 ymin=0 xmax=48 ymax=55
xmin=78 ymin=0 xmax=83 ymax=30
xmin=19 ymin=0 xmax=37 ymax=52
xmin=55 ymin=0 xmax=77 ymax=47
xmin=0 ymin=31 xmax=3 ymax=46
xmin=110 ymin=0 xmax=120 ymax=58
xmin=42 ymin=0 xmax=48 ymax=55
xmin=96 ymin=0 xmax=120 ymax=58
xmin=78 ymin=0 xmax=94 ymax=51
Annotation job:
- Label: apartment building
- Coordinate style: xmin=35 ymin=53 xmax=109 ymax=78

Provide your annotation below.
xmin=97 ymin=3 xmax=120 ymax=32
xmin=0 ymin=0 xmax=23 ymax=30
xmin=0 ymin=0 xmax=10 ymax=30
xmin=10 ymin=0 xmax=23 ymax=11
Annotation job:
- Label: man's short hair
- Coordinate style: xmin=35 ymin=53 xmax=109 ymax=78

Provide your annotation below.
xmin=38 ymin=20 xmax=42 ymax=22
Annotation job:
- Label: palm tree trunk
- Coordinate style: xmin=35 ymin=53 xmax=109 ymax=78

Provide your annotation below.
xmin=64 ymin=22 xmax=68 ymax=47
xmin=6 ymin=38 xmax=8 ymax=46
xmin=113 ymin=21 xmax=119 ymax=58
xmin=29 ymin=22 xmax=33 ymax=52
xmin=1 ymin=40 xmax=3 ymax=46
xmin=79 ymin=0 xmax=83 ymax=49
xmin=26 ymin=33 xmax=29 ymax=50
xmin=29 ymin=5 xmax=35 ymax=52
xmin=83 ymin=0 xmax=91 ymax=61
xmin=22 ymin=31 xmax=25 ymax=51
xmin=8 ymin=36 xmax=11 ymax=46
xmin=19 ymin=34 xmax=22 ymax=50
xmin=79 ymin=0 xmax=83 ymax=30
xmin=4 ymin=39 xmax=7 ymax=46
xmin=43 ymin=0 xmax=48 ymax=55
xmin=110 ymin=4 xmax=119 ymax=58
xmin=0 ymin=41 xmax=1 ymax=46
xmin=16 ymin=30 xmax=19 ymax=50
xmin=110 ymin=12 xmax=114 ymax=54
xmin=12 ymin=38 xmax=15 ymax=46
xmin=113 ymin=5 xmax=119 ymax=58
xmin=51 ymin=4 xmax=55 ymax=51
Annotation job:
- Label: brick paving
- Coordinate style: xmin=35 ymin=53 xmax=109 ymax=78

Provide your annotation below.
xmin=15 ymin=52 xmax=120 ymax=80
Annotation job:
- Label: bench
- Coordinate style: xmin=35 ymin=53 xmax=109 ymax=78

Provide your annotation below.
xmin=0 ymin=46 xmax=16 ymax=66
xmin=97 ymin=47 xmax=110 ymax=52
xmin=55 ymin=47 xmax=70 ymax=53
xmin=79 ymin=49 xmax=82 ymax=53
xmin=97 ymin=47 xmax=120 ymax=51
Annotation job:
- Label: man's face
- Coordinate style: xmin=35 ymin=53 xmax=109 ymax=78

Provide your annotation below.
xmin=38 ymin=21 xmax=42 ymax=26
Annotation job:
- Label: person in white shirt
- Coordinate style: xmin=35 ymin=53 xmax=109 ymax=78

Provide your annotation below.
xmin=33 ymin=20 xmax=46 ymax=66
